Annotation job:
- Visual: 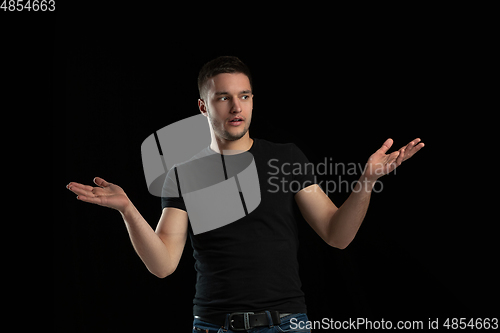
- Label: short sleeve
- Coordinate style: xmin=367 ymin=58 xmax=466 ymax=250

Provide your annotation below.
xmin=290 ymin=143 xmax=317 ymax=193
xmin=161 ymin=166 xmax=187 ymax=211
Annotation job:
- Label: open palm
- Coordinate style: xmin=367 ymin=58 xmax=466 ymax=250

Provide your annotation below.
xmin=67 ymin=177 xmax=130 ymax=212
xmin=365 ymin=138 xmax=424 ymax=180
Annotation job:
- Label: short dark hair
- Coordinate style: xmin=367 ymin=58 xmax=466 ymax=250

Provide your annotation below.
xmin=197 ymin=56 xmax=253 ymax=100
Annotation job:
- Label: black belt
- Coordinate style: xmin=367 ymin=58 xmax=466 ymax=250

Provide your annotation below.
xmin=195 ymin=311 xmax=292 ymax=331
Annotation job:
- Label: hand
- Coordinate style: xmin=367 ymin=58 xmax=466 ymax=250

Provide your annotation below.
xmin=363 ymin=138 xmax=424 ymax=181
xmin=66 ymin=177 xmax=131 ymax=213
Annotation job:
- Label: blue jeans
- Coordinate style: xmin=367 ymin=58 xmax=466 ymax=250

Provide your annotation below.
xmin=192 ymin=312 xmax=311 ymax=333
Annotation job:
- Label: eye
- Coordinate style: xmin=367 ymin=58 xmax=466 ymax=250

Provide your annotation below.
xmin=241 ymin=95 xmax=250 ymax=100
xmin=219 ymin=96 xmax=229 ymax=101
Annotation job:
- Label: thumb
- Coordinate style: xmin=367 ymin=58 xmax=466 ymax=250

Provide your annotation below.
xmin=378 ymin=138 xmax=393 ymax=154
xmin=94 ymin=177 xmax=110 ymax=188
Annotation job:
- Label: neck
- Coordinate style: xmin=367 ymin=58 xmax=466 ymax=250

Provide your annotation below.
xmin=210 ymin=132 xmax=253 ymax=155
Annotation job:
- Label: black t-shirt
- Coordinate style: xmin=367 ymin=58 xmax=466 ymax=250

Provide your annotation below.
xmin=161 ymin=138 xmax=316 ymax=317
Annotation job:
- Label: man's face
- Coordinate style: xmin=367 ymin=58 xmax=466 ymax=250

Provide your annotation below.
xmin=200 ymin=73 xmax=253 ymax=141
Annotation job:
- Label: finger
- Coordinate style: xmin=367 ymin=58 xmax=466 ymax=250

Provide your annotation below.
xmin=91 ymin=187 xmax=108 ymax=197
xmin=384 ymin=151 xmax=400 ymax=174
xmin=405 ymin=138 xmax=419 ymax=153
xmin=94 ymin=177 xmax=110 ymax=188
xmin=67 ymin=182 xmax=93 ymax=192
xmin=378 ymin=138 xmax=394 ymax=154
xmin=414 ymin=142 xmax=425 ymax=152
xmin=396 ymin=147 xmax=405 ymax=166
xmin=69 ymin=185 xmax=95 ymax=198
xmin=405 ymin=140 xmax=415 ymax=153
xmin=67 ymin=182 xmax=94 ymax=193
xmin=77 ymin=195 xmax=102 ymax=205
xmin=404 ymin=140 xmax=424 ymax=160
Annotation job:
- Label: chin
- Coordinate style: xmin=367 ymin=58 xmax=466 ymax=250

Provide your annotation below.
xmin=221 ymin=128 xmax=248 ymax=141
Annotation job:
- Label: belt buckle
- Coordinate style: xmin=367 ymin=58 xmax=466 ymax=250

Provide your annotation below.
xmin=229 ymin=312 xmax=254 ymax=331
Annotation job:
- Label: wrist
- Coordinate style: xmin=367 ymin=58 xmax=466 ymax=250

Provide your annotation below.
xmin=359 ymin=173 xmax=377 ymax=191
xmin=119 ymin=199 xmax=135 ymax=217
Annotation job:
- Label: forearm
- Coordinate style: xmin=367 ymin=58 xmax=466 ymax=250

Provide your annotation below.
xmin=120 ymin=203 xmax=173 ymax=277
xmin=327 ymin=175 xmax=375 ymax=249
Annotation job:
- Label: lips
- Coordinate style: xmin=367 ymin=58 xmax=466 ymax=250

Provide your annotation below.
xmin=228 ymin=117 xmax=244 ymax=126
xmin=229 ymin=117 xmax=244 ymax=123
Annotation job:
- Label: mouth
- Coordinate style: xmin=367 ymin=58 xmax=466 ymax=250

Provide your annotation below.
xmin=228 ymin=117 xmax=244 ymax=126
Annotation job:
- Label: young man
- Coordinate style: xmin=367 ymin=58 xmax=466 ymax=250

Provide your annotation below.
xmin=67 ymin=56 xmax=424 ymax=332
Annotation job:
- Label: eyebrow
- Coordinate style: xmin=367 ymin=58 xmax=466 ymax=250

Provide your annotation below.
xmin=215 ymin=90 xmax=252 ymax=96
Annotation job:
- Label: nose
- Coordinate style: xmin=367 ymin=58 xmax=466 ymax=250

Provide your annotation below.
xmin=230 ymin=98 xmax=242 ymax=113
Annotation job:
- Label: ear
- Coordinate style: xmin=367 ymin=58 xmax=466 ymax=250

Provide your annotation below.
xmin=198 ymin=99 xmax=208 ymax=117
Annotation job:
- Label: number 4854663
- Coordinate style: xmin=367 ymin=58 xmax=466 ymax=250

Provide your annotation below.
xmin=1 ymin=0 xmax=55 ymax=11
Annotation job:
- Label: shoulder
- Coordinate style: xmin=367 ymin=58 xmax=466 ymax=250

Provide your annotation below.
xmin=170 ymin=146 xmax=214 ymax=169
xmin=253 ymin=138 xmax=298 ymax=152
xmin=254 ymin=138 xmax=307 ymax=159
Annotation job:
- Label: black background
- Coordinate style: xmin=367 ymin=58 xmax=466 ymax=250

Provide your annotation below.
xmin=53 ymin=8 xmax=498 ymax=332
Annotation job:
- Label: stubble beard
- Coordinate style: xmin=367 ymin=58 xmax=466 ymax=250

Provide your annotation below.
xmin=208 ymin=109 xmax=251 ymax=142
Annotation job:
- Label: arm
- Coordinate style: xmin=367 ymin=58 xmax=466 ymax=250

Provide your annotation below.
xmin=67 ymin=177 xmax=188 ymax=278
xmin=295 ymin=138 xmax=424 ymax=249
xmin=122 ymin=204 xmax=188 ymax=278
xmin=295 ymin=179 xmax=374 ymax=249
